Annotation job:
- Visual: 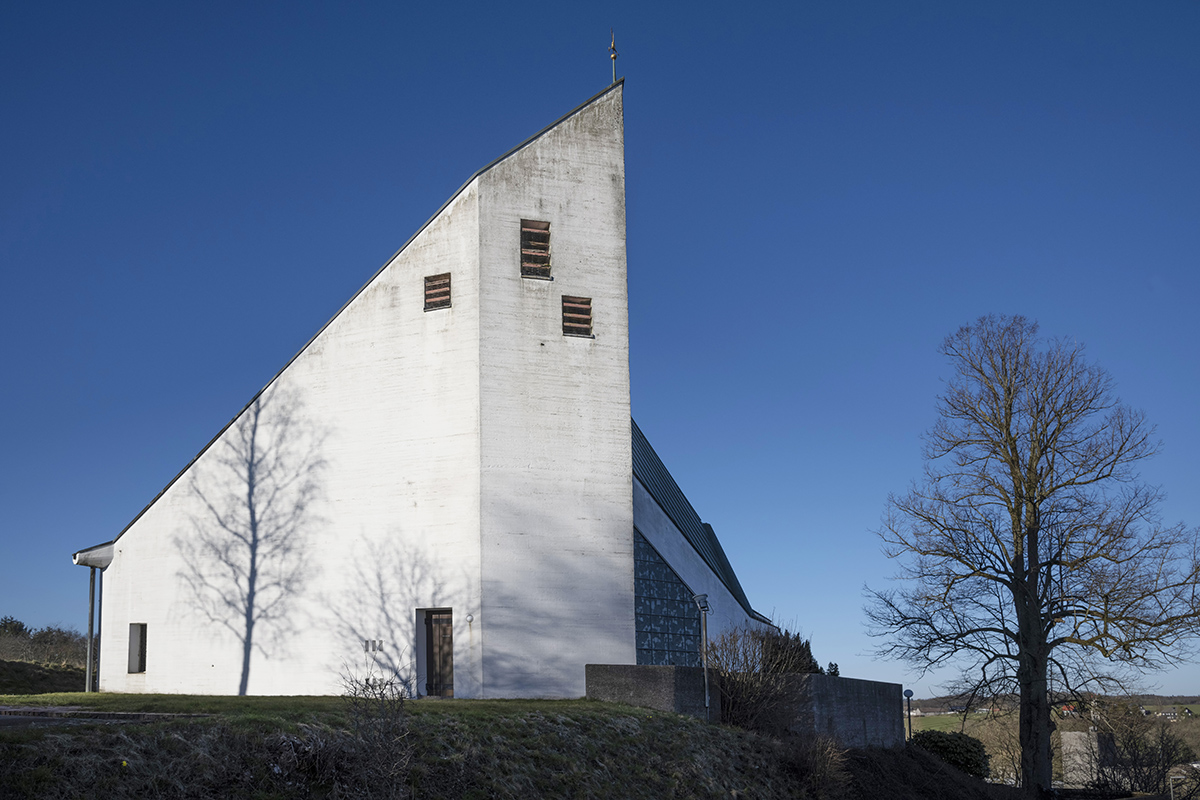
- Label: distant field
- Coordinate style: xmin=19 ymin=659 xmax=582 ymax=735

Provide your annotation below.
xmin=911 ymin=712 xmax=974 ymax=733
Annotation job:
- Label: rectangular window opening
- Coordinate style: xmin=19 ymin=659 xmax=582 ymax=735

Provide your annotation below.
xmin=128 ymin=623 xmax=147 ymax=673
xmin=424 ymin=273 xmax=451 ymax=311
xmin=562 ymin=296 xmax=593 ymax=337
xmin=521 ymin=220 xmax=551 ymax=279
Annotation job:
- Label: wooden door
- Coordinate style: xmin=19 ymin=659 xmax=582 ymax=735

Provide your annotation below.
xmin=424 ymin=610 xmax=453 ymax=697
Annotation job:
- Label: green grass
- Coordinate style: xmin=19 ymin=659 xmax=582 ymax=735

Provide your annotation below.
xmin=912 ymin=712 xmax=977 ymax=733
xmin=0 ymin=692 xmax=620 ymax=727
xmin=0 ymin=691 xmax=339 ymax=713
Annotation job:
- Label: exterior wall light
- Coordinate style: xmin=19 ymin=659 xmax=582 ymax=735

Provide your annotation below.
xmin=693 ymin=594 xmax=710 ymax=720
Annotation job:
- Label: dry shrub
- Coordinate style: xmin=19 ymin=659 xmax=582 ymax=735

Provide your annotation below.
xmin=341 ymin=667 xmax=412 ymax=799
xmin=780 ymin=734 xmax=851 ymax=799
xmin=708 ymin=625 xmax=819 ymax=736
xmin=1087 ymin=700 xmax=1197 ymax=796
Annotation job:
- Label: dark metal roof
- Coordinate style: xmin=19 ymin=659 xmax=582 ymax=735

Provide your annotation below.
xmin=631 ymin=419 xmax=770 ymax=623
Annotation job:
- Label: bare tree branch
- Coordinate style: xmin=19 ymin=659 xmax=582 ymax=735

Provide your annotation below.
xmin=866 ymin=315 xmax=1200 ymax=796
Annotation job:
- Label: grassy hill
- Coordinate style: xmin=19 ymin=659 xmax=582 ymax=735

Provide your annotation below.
xmin=0 ymin=659 xmax=84 ymax=695
xmin=0 ymin=693 xmax=1018 ymax=800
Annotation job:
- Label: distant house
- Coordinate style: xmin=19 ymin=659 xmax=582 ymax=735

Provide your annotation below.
xmin=72 ymin=82 xmax=770 ymax=698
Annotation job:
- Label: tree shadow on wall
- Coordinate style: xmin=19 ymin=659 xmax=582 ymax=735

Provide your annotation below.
xmin=331 ymin=535 xmax=476 ymax=696
xmin=175 ymin=386 xmax=327 ymax=695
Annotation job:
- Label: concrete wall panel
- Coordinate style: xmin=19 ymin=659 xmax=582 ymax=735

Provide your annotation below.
xmin=477 ymin=86 xmax=634 ymax=697
xmin=98 ymin=184 xmax=485 ymax=695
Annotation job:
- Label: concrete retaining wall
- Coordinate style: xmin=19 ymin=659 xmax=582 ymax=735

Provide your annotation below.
xmin=783 ymin=674 xmax=904 ymax=748
xmin=585 ymin=664 xmax=718 ymax=721
xmin=586 ymin=665 xmax=903 ymax=747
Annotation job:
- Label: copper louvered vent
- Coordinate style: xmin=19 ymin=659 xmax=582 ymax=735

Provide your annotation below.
xmin=562 ymin=296 xmax=592 ymax=337
xmin=520 ymin=219 xmax=551 ymax=278
xmin=424 ymin=273 xmax=451 ymax=311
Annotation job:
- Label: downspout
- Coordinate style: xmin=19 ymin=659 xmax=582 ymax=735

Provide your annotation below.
xmin=86 ymin=567 xmax=95 ymax=692
xmin=96 ymin=569 xmax=103 ymax=692
xmin=72 ymin=543 xmax=115 ymax=693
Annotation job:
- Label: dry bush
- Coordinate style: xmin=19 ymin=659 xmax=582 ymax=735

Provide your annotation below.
xmin=780 ymin=733 xmax=851 ymax=799
xmin=341 ymin=667 xmax=412 ymax=799
xmin=1087 ymin=701 xmax=1197 ymax=795
xmin=708 ymin=625 xmax=820 ymax=736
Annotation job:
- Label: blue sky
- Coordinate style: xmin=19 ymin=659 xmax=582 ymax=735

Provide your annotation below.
xmin=3 ymin=2 xmax=1199 ymax=698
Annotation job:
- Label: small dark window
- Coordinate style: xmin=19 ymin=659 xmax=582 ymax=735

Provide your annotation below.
xmin=562 ymin=296 xmax=593 ymax=337
xmin=521 ymin=220 xmax=551 ymax=279
xmin=128 ymin=623 xmax=147 ymax=673
xmin=424 ymin=273 xmax=451 ymax=311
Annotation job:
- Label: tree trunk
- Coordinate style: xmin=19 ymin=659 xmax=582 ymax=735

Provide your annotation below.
xmin=239 ymin=616 xmax=253 ymax=696
xmin=1018 ymin=647 xmax=1053 ymax=795
xmin=239 ymin=410 xmax=260 ymax=697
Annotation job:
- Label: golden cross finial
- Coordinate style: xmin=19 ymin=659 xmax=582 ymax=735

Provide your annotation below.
xmin=610 ymin=29 xmax=618 ymax=84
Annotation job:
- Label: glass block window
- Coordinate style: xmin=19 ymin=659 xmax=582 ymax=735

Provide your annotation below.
xmin=634 ymin=530 xmax=701 ymax=667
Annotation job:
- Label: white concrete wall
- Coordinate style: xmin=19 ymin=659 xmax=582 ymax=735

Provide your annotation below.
xmin=632 ymin=478 xmax=760 ymax=637
xmin=476 ymin=85 xmax=635 ymax=697
xmin=94 ymin=85 xmax=636 ymax=698
xmin=98 ymin=183 xmax=487 ymax=696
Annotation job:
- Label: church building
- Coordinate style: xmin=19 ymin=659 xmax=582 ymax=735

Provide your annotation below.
xmin=73 ymin=81 xmax=770 ymax=698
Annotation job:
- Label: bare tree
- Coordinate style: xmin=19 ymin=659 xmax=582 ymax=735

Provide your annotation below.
xmin=708 ymin=624 xmax=824 ymax=735
xmin=867 ymin=315 xmax=1200 ymax=796
xmin=177 ymin=387 xmax=325 ymax=695
xmin=332 ymin=535 xmax=470 ymax=697
xmin=341 ymin=665 xmax=412 ymax=799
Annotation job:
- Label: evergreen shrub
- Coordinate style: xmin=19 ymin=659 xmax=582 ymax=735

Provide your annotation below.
xmin=910 ymin=729 xmax=991 ymax=779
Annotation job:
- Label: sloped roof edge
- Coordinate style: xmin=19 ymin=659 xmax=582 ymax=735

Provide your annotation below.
xmin=631 ymin=419 xmax=770 ymax=624
xmin=89 ymin=80 xmax=627 ymax=551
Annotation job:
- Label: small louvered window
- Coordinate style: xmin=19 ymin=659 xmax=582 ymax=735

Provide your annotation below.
xmin=562 ymin=296 xmax=592 ymax=337
xmin=521 ymin=220 xmax=551 ymax=278
xmin=424 ymin=273 xmax=451 ymax=311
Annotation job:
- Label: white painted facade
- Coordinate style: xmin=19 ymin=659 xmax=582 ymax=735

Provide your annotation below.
xmin=74 ymin=83 xmax=766 ymax=698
